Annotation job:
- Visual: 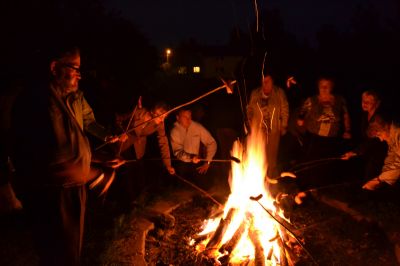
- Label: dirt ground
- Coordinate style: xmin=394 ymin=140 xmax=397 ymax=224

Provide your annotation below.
xmin=1 ymin=167 xmax=400 ymax=265
xmin=145 ymin=189 xmax=400 ymax=266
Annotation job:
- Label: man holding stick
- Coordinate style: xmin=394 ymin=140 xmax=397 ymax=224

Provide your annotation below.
xmin=11 ymin=45 xmax=124 ymax=265
xmin=170 ymin=108 xmax=217 ymax=189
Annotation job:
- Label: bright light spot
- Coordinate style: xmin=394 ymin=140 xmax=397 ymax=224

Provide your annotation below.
xmin=193 ymin=66 xmax=200 ymax=73
xmin=193 ymin=121 xmax=290 ymax=265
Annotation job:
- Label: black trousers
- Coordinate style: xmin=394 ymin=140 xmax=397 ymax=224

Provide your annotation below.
xmin=174 ymin=161 xmax=216 ymax=191
xmin=21 ymin=185 xmax=86 ymax=266
xmin=114 ymin=160 xmax=146 ymax=203
xmin=303 ymin=132 xmax=349 ymax=160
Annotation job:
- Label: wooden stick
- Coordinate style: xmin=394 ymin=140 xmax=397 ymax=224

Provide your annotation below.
xmin=117 ymin=97 xmax=140 ymax=156
xmin=276 ymin=235 xmax=289 ymax=266
xmin=124 ymin=80 xmax=236 ymax=136
xmin=95 ymin=80 xmax=236 ymax=151
xmin=173 ymin=173 xmax=223 ymax=207
xmin=250 ymin=194 xmax=318 ymax=265
xmin=124 ymin=157 xmax=240 ymax=164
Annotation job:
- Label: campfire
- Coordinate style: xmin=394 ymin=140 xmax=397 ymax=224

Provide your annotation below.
xmin=192 ymin=124 xmax=303 ymax=265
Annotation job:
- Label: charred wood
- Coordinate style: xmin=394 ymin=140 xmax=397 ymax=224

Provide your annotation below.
xmin=248 ymin=213 xmax=265 ymax=266
xmin=249 ymin=227 xmax=265 ymax=266
xmin=267 ymin=246 xmax=274 ymax=260
xmin=283 ymin=239 xmax=299 ymax=265
xmin=205 ymin=208 xmax=236 ymax=254
xmin=277 ymin=235 xmax=289 ymax=266
xmin=219 ymin=219 xmax=246 ymax=254
xmin=193 ymin=233 xmax=211 ymax=245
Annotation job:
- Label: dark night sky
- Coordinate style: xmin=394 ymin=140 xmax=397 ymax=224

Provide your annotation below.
xmin=102 ymin=0 xmax=397 ymax=48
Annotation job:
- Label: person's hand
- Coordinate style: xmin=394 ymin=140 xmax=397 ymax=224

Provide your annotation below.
xmin=143 ymin=111 xmax=152 ymax=122
xmin=341 ymin=151 xmax=357 ymax=160
xmin=297 ymin=119 xmax=304 ymax=127
xmin=118 ymin=133 xmax=128 ymax=143
xmin=197 ymin=162 xmax=210 ymax=174
xmin=343 ymin=131 xmax=352 ymax=139
xmin=104 ymin=158 xmax=126 ymax=169
xmin=286 ymin=76 xmax=297 ymax=89
xmin=362 ymin=177 xmax=381 ymax=190
xmin=166 ymin=166 xmax=176 ymax=175
xmin=105 ymin=135 xmax=120 ymax=143
xmin=192 ymin=156 xmax=201 ymax=164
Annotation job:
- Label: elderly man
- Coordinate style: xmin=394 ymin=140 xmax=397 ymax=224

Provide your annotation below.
xmin=247 ymin=73 xmax=289 ymax=179
xmin=170 ymin=108 xmax=217 ymax=188
xmin=11 ymin=46 xmax=123 ymax=265
xmin=362 ymin=117 xmax=400 ymax=190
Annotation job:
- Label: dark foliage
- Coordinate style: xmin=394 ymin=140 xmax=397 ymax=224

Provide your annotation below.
xmin=1 ymin=0 xmax=159 ymax=125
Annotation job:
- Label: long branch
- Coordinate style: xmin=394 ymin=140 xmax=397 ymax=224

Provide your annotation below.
xmin=95 ymin=80 xmax=236 ymax=151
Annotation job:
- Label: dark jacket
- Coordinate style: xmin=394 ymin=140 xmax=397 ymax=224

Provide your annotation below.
xmin=11 ymin=84 xmax=104 ymax=188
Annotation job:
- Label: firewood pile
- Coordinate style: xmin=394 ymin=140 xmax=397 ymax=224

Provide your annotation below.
xmin=193 ymin=201 xmax=306 ymax=266
xmin=144 ymin=193 xmax=399 ymax=266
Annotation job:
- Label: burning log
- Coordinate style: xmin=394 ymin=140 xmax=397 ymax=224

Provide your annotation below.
xmin=192 ymin=233 xmax=211 ymax=245
xmin=283 ymin=238 xmax=300 ymax=265
xmin=219 ymin=219 xmax=246 ymax=254
xmin=248 ymin=214 xmax=265 ymax=266
xmin=192 ymin=122 xmax=314 ymax=265
xmin=277 ymin=235 xmax=289 ymax=266
xmin=267 ymin=245 xmax=274 ymax=261
xmin=204 ymin=208 xmax=236 ymax=255
xmin=252 ymin=194 xmax=298 ymax=235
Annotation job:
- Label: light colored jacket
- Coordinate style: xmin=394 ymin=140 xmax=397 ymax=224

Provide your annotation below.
xmin=247 ymin=86 xmax=289 ymax=134
xmin=12 ymin=86 xmax=104 ymax=187
xmin=380 ymin=124 xmax=400 ymax=185
xmin=170 ymin=121 xmax=217 ymax=163
xmin=128 ymin=108 xmax=172 ymax=168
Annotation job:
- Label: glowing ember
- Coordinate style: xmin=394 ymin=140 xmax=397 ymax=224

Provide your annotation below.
xmin=193 ymin=123 xmax=295 ymax=265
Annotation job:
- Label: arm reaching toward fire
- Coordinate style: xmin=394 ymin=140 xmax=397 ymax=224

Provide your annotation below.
xmin=341 ymin=151 xmax=357 ymax=160
xmin=196 ymin=159 xmax=211 ymax=174
xmin=197 ymin=124 xmax=217 ymax=174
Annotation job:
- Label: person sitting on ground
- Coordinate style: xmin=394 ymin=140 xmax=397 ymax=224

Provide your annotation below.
xmin=170 ymin=108 xmax=217 ymax=189
xmin=362 ymin=117 xmax=400 ymax=190
xmin=342 ymin=90 xmax=387 ymax=180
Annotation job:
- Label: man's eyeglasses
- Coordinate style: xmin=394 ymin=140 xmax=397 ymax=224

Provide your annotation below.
xmin=61 ymin=63 xmax=81 ymax=74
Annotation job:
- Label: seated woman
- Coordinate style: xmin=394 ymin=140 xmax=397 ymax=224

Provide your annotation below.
xmin=297 ymin=75 xmax=351 ymax=159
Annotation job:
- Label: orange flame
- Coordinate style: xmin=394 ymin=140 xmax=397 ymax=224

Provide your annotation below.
xmin=195 ymin=122 xmax=287 ymax=264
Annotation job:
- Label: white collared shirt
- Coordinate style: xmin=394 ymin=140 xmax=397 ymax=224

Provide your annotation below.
xmin=170 ymin=121 xmax=217 ymax=163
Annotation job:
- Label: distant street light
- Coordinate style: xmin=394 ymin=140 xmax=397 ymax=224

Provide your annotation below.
xmin=166 ymin=48 xmax=171 ymax=64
